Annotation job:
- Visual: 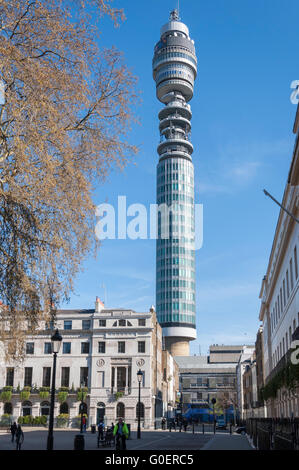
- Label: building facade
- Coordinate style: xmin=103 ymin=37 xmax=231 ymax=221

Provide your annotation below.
xmin=236 ymin=346 xmax=255 ymax=419
xmin=153 ymin=9 xmax=198 ymax=357
xmin=175 ymin=345 xmax=247 ymax=421
xmin=255 ymin=326 xmax=266 ymax=414
xmin=258 ymin=105 xmax=299 ymax=418
xmin=162 ymin=349 xmax=179 ymax=418
xmin=0 ymin=301 xmax=179 ymax=429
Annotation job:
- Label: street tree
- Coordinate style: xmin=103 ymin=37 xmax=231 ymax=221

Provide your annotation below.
xmin=0 ymin=0 xmax=138 ymax=360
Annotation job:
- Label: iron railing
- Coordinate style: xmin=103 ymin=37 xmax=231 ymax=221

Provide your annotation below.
xmin=243 ymin=417 xmax=299 ymax=450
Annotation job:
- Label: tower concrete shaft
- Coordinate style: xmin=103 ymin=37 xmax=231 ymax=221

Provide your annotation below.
xmin=153 ymin=10 xmax=197 ymax=356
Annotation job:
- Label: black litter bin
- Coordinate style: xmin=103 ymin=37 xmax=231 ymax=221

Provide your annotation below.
xmin=91 ymin=425 xmax=96 ymax=434
xmin=74 ymin=434 xmax=85 ymax=450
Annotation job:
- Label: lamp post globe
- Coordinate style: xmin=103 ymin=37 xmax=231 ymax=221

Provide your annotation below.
xmin=51 ymin=329 xmax=62 ymax=353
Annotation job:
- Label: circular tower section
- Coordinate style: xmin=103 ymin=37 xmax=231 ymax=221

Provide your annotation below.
xmin=153 ymin=10 xmax=197 ymax=357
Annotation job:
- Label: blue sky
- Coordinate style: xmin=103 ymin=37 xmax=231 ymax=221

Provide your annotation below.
xmin=62 ymin=0 xmax=299 ymax=355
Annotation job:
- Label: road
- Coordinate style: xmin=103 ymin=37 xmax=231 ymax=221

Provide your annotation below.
xmin=0 ymin=426 xmax=253 ymax=451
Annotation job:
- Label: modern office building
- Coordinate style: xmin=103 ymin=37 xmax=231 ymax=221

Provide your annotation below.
xmin=176 ymin=345 xmax=246 ymax=421
xmin=153 ymin=9 xmax=198 ymax=357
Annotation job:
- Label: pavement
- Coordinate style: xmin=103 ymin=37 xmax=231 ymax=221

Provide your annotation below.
xmin=0 ymin=426 xmax=253 ymax=451
xmin=201 ymin=432 xmax=253 ymax=451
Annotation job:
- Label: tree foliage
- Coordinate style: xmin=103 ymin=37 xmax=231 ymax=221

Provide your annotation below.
xmin=0 ymin=0 xmax=138 ymax=360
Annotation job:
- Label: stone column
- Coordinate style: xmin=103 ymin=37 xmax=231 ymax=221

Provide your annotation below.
xmin=106 ymin=405 xmax=115 ymax=426
xmin=32 ymin=403 xmax=40 ymax=417
xmin=70 ymin=400 xmax=78 ymax=423
xmin=125 ymin=366 xmax=129 ymax=393
xmin=89 ymin=398 xmax=97 ymax=426
xmin=13 ymin=400 xmax=22 ymax=420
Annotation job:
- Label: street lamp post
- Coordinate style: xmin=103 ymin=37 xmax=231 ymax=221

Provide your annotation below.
xmin=137 ymin=369 xmax=143 ymax=439
xmin=47 ymin=329 xmax=62 ymax=451
xmin=80 ymin=385 xmax=83 ymax=433
xmin=179 ymin=376 xmax=183 ymax=425
xmin=263 ymin=189 xmax=299 ymax=224
xmin=74 ymin=381 xmax=87 ymax=450
xmin=211 ymin=398 xmax=216 ymax=434
xmin=80 ymin=382 xmax=85 ymax=434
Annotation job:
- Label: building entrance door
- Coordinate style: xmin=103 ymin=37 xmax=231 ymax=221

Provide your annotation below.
xmin=97 ymin=402 xmax=105 ymax=424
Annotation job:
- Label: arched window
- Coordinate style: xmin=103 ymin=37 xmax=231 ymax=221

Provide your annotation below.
xmin=136 ymin=402 xmax=145 ymax=420
xmin=22 ymin=401 xmax=32 ymax=416
xmin=79 ymin=403 xmax=88 ymax=415
xmin=4 ymin=402 xmax=12 ymax=415
xmin=116 ymin=402 xmax=125 ymax=419
xmin=40 ymin=401 xmax=50 ymax=416
xmin=59 ymin=402 xmax=69 ymax=414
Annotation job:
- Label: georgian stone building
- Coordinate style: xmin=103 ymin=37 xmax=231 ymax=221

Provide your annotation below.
xmin=240 ymin=328 xmax=267 ymax=419
xmin=236 ymin=346 xmax=255 ymax=419
xmin=258 ymin=104 xmax=299 ymax=418
xmin=162 ymin=349 xmax=179 ymax=418
xmin=0 ymin=300 xmax=179 ymax=429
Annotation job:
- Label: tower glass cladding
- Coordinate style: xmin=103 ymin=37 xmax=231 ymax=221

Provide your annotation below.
xmin=153 ymin=10 xmax=197 ymax=356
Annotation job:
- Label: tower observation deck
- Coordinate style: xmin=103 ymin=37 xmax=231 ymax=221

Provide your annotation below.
xmin=153 ymin=10 xmax=197 ymax=356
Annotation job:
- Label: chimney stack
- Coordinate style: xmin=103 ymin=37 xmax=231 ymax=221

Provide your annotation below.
xmin=95 ymin=296 xmax=104 ymax=313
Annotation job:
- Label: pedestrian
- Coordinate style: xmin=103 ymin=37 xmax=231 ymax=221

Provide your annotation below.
xmin=161 ymin=417 xmax=166 ymax=430
xmin=110 ymin=422 xmax=115 ymax=446
xmin=10 ymin=422 xmax=17 ymax=443
xmin=183 ymin=418 xmax=187 ymax=432
xmin=113 ymin=417 xmax=129 ymax=450
xmin=82 ymin=415 xmax=87 ymax=432
xmin=15 ymin=425 xmax=24 ymax=450
xmin=97 ymin=420 xmax=104 ymax=441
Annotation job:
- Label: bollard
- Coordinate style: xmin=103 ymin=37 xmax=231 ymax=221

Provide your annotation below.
xmin=127 ymin=423 xmax=131 ymax=439
xmin=192 ymin=423 xmax=194 ymax=434
xmin=230 ymin=423 xmax=232 ymax=435
xmin=74 ymin=434 xmax=85 ymax=450
xmin=202 ymin=423 xmax=204 ymax=435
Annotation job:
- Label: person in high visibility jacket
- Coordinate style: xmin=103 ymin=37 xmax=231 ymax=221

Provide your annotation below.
xmin=113 ymin=417 xmax=129 ymax=450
